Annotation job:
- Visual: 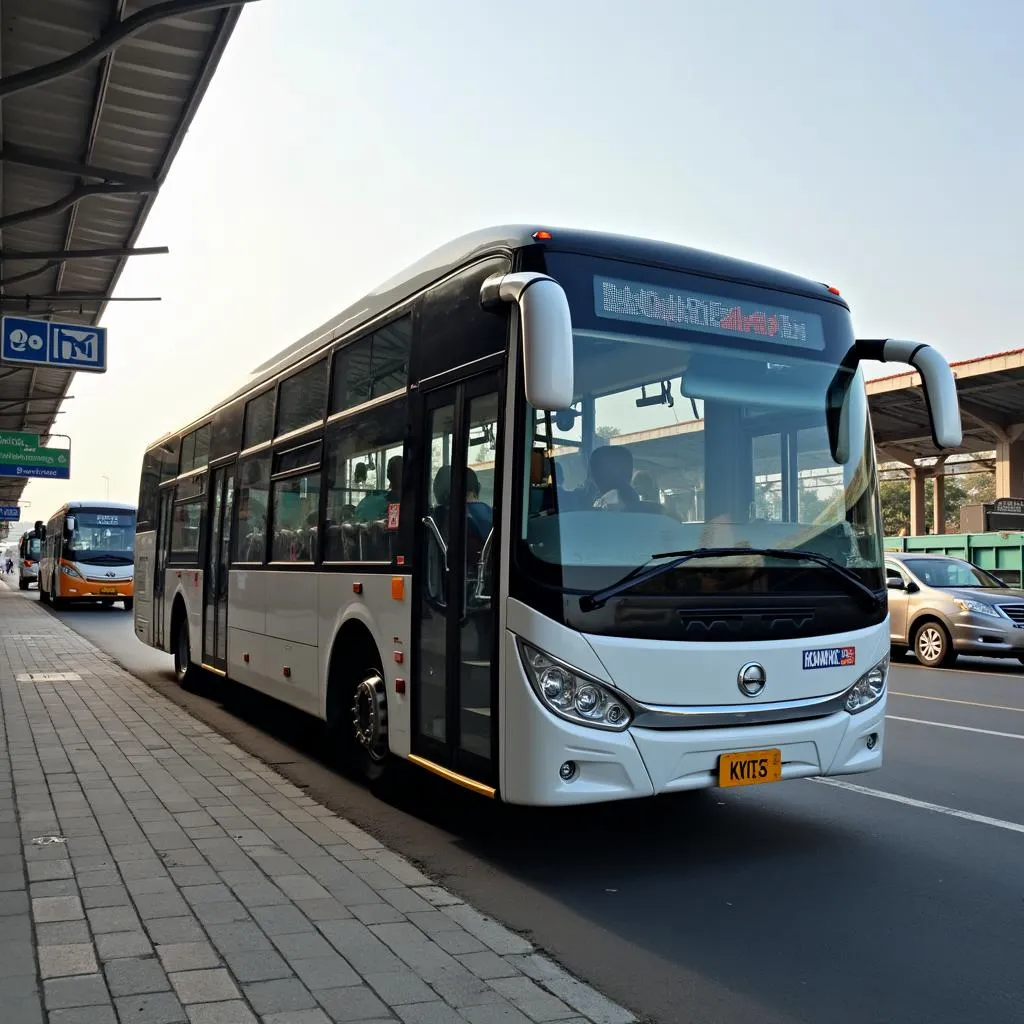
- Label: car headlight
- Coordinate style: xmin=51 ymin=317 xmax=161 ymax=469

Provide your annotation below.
xmin=953 ymin=598 xmax=1000 ymax=618
xmin=844 ymin=654 xmax=888 ymax=714
xmin=60 ymin=564 xmax=82 ymax=578
xmin=517 ymin=640 xmax=633 ymax=731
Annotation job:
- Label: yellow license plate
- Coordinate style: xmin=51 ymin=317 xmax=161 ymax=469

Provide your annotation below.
xmin=99 ymin=586 xmax=118 ymax=595
xmin=719 ymin=748 xmax=782 ymax=788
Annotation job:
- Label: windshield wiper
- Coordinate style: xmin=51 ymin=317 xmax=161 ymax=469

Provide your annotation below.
xmin=579 ymin=546 xmax=884 ymax=612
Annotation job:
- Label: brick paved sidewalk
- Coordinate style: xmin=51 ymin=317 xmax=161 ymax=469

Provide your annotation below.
xmin=0 ymin=589 xmax=635 ymax=1024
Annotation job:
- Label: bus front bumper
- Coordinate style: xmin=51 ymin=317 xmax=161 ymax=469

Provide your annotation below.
xmin=59 ymin=576 xmax=134 ymax=600
xmin=501 ymin=640 xmax=886 ymax=806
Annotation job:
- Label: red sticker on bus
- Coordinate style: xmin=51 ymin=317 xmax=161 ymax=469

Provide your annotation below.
xmin=386 ymin=503 xmax=400 ymax=531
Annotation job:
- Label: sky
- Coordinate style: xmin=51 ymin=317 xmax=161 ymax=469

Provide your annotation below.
xmin=14 ymin=0 xmax=1024 ymax=525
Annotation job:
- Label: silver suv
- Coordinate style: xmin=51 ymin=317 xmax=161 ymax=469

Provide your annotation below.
xmin=886 ymin=552 xmax=1024 ymax=668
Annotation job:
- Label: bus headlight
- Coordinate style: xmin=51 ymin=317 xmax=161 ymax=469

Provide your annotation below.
xmin=517 ymin=640 xmax=632 ymax=731
xmin=61 ymin=564 xmax=82 ymax=579
xmin=843 ymin=655 xmax=888 ymax=714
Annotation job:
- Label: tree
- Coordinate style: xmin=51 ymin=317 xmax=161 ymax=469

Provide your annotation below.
xmin=879 ymin=471 xmax=993 ymax=535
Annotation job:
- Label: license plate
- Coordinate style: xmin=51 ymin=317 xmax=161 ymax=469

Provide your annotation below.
xmin=719 ymin=748 xmax=782 ymax=788
xmin=99 ymin=586 xmax=118 ymax=595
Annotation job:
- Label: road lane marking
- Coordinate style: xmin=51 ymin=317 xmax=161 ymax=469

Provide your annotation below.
xmin=890 ymin=691 xmax=1024 ymax=713
xmin=894 ymin=662 xmax=1024 ymax=682
xmin=887 ymin=714 xmax=1024 ymax=740
xmin=810 ymin=778 xmax=1024 ymax=835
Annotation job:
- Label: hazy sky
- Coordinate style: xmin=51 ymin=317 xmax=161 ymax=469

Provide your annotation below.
xmin=16 ymin=0 xmax=1023 ymax=523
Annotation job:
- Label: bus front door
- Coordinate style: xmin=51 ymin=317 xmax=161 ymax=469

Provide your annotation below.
xmin=202 ymin=463 xmax=235 ymax=673
xmin=413 ymin=372 xmax=502 ymax=793
xmin=154 ymin=489 xmax=174 ymax=649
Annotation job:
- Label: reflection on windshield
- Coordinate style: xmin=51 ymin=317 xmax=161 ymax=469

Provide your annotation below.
xmin=520 ymin=329 xmax=883 ymax=592
xmin=904 ymin=558 xmax=1001 ymax=589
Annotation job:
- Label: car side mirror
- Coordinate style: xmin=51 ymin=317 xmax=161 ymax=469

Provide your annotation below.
xmin=886 ymin=577 xmax=905 ymax=590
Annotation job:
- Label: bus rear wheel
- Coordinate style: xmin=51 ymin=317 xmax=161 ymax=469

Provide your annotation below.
xmin=328 ymin=643 xmax=392 ymax=785
xmin=173 ymin=618 xmax=198 ymax=687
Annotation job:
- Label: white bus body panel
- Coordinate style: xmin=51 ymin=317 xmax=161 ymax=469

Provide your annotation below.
xmin=501 ymin=598 xmax=888 ymax=806
xmin=315 ymin=573 xmax=413 ymax=756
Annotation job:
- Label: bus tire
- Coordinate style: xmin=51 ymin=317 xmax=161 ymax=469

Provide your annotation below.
xmin=123 ymin=598 xmax=134 ymax=613
xmin=326 ymin=626 xmax=392 ymax=785
xmin=173 ymin=610 xmax=199 ymax=687
xmin=18 ymin=578 xmax=28 ymax=591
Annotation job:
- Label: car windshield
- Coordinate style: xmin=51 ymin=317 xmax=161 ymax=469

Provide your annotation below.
xmin=518 ymin=258 xmax=883 ymax=604
xmin=903 ymin=558 xmax=1002 ymax=588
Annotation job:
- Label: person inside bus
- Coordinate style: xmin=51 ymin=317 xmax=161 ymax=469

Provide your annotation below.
xmin=464 ymin=468 xmax=492 ymax=547
xmin=631 ymin=470 xmax=659 ymax=504
xmin=354 ymin=455 xmax=403 ymax=522
xmin=588 ymin=444 xmax=640 ymax=510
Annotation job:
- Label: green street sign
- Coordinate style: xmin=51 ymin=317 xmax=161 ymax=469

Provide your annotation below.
xmin=0 ymin=431 xmax=71 ymax=480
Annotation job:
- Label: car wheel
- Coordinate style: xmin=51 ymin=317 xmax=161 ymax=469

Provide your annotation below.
xmin=913 ymin=621 xmax=955 ymax=668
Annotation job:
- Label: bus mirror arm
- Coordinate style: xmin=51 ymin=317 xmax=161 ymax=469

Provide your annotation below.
xmin=852 ymin=339 xmax=963 ymax=449
xmin=480 ymin=272 xmax=575 ymax=411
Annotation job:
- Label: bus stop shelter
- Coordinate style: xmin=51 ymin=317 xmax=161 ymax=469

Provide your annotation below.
xmin=0 ymin=0 xmax=253 ymax=530
xmin=868 ymin=348 xmax=1024 ymax=535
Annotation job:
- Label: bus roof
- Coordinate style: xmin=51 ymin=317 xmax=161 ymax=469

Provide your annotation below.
xmin=48 ymin=501 xmax=137 ymax=518
xmin=150 ymin=224 xmax=848 ymax=448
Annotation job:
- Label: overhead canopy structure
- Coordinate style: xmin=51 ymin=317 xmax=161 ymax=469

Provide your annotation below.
xmin=0 ymin=0 xmax=254 ymax=514
xmin=868 ymin=348 xmax=1024 ymax=464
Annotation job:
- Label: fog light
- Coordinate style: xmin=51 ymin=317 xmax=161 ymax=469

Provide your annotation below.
xmin=866 ymin=733 xmax=878 ymax=750
xmin=559 ymin=760 xmax=577 ymax=781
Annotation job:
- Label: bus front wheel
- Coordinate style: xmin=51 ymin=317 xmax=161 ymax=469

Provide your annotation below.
xmin=123 ymin=598 xmax=134 ymax=613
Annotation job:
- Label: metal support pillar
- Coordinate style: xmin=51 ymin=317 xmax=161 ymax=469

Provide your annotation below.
xmin=910 ymin=467 xmax=927 ymax=536
xmin=995 ymin=436 xmax=1024 ymax=499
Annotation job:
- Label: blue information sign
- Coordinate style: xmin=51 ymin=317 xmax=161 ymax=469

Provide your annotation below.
xmin=1 ymin=316 xmax=107 ymax=372
xmin=0 ymin=505 xmax=21 ymax=521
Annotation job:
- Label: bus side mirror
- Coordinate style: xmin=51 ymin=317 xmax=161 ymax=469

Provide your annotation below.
xmin=854 ymin=339 xmax=963 ymax=449
xmin=64 ymin=516 xmax=76 ymax=536
xmin=480 ymin=272 xmax=574 ymax=410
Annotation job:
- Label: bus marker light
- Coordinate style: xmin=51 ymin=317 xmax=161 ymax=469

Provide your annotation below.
xmin=282 ymin=666 xmax=291 ymax=678
xmin=533 ymin=230 xmax=553 ymax=240
xmin=242 ymin=652 xmax=250 ymax=663
xmin=395 ymin=678 xmax=406 ymax=694
xmin=826 ymin=284 xmax=841 ymax=295
xmin=393 ymin=651 xmax=404 ymax=664
xmin=352 ymin=582 xmax=363 ymax=594
xmin=391 ymin=577 xmax=405 ymax=601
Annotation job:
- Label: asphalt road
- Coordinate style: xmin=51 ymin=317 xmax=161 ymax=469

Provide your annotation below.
xmin=9 ymin=583 xmax=1024 ymax=1024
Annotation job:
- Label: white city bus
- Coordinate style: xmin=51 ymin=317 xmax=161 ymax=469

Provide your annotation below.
xmin=39 ymin=501 xmax=137 ymax=610
xmin=133 ymin=226 xmax=961 ymax=805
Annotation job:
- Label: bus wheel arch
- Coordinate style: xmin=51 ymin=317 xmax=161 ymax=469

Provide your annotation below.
xmin=326 ymin=620 xmax=391 ymax=783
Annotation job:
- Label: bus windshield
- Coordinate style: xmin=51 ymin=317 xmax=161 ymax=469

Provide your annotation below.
xmin=519 ymin=255 xmax=884 ymax=610
xmin=66 ymin=510 xmax=136 ymax=566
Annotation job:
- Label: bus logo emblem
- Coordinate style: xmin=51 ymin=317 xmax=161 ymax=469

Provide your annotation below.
xmin=737 ymin=662 xmax=766 ymax=697
xmin=802 ymin=646 xmax=856 ymax=670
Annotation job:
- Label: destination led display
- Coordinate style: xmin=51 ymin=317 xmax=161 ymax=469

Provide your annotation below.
xmin=594 ymin=275 xmax=826 ymax=351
